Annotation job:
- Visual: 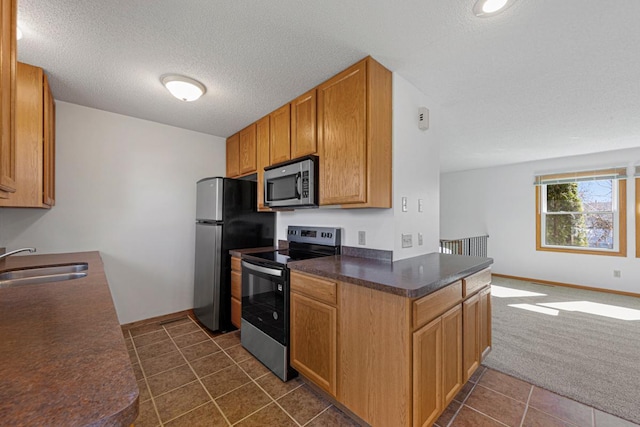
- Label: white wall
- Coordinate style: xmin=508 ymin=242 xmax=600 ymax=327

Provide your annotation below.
xmin=0 ymin=102 xmax=226 ymax=324
xmin=277 ymin=73 xmax=440 ymax=259
xmin=440 ymin=147 xmax=640 ymax=294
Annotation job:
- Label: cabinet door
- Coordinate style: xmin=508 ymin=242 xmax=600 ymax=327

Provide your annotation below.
xmin=231 ymin=297 xmax=241 ymax=329
xmin=0 ymin=0 xmax=17 ymax=197
xmin=43 ymin=73 xmax=55 ymax=206
xmin=239 ymin=123 xmax=257 ymax=174
xmin=413 ymin=317 xmax=442 ymax=427
xmin=441 ymin=304 xmax=463 ymax=406
xmin=270 ymin=103 xmax=290 ymax=165
xmin=318 ymin=60 xmax=367 ymax=205
xmin=290 ymin=292 xmax=337 ymax=396
xmin=291 ymin=89 xmax=316 ymax=158
xmin=463 ymin=293 xmax=481 ymax=382
xmin=226 ymin=133 xmax=240 ymax=177
xmin=256 ymin=115 xmax=270 ymax=211
xmin=479 ymin=286 xmax=492 ymax=361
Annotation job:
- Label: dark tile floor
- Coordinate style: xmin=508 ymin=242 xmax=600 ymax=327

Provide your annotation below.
xmin=123 ymin=315 xmax=639 ymax=427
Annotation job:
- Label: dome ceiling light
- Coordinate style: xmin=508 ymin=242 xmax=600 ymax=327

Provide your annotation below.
xmin=161 ymin=75 xmax=206 ymax=102
xmin=473 ymin=0 xmax=516 ymax=17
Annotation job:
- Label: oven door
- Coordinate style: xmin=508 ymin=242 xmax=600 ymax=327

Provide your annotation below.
xmin=241 ymin=260 xmax=288 ymax=345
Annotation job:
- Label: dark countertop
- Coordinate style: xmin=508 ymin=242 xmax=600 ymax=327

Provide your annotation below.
xmin=0 ymin=251 xmax=138 ymax=426
xmin=229 ymin=246 xmax=276 ymax=257
xmin=287 ymin=252 xmax=493 ymax=298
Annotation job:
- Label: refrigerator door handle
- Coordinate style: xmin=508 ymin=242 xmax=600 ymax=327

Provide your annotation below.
xmin=242 ymin=260 xmax=283 ymax=277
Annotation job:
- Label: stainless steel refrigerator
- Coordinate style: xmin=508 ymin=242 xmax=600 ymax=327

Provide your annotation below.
xmin=193 ymin=177 xmax=275 ymax=332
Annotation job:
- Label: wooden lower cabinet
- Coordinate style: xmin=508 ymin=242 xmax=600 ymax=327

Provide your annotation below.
xmin=462 ymin=293 xmax=480 ymax=382
xmin=413 ymin=316 xmax=442 ymax=427
xmin=463 ymin=284 xmax=492 ymax=382
xmin=230 ymin=256 xmax=242 ymax=329
xmin=413 ymin=304 xmax=462 ymax=427
xmin=479 ymin=286 xmax=492 ymax=361
xmin=290 ymin=291 xmax=337 ymax=396
xmin=290 ymin=268 xmax=490 ymax=427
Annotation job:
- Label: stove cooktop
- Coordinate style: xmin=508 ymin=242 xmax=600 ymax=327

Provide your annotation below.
xmin=246 ymin=248 xmax=334 ymax=265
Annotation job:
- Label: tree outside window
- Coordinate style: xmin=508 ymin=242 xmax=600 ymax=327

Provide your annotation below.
xmin=536 ymin=168 xmax=626 ymax=257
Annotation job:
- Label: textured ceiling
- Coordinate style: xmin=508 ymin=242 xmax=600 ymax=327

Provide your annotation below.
xmin=17 ymin=1 xmax=640 ymax=172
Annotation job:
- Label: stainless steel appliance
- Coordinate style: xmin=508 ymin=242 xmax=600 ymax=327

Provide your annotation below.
xmin=264 ymin=155 xmax=318 ymax=208
xmin=193 ymin=177 xmax=275 ymax=332
xmin=240 ymin=225 xmax=341 ymax=381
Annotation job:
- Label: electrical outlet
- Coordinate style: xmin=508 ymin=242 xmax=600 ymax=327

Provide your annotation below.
xmin=613 ymin=270 xmax=621 ymax=278
xmin=358 ymin=231 xmax=366 ymax=245
xmin=402 ymin=234 xmax=412 ymax=248
xmin=402 ymin=197 xmax=408 ymax=212
xmin=418 ymin=233 xmax=423 ymax=246
xmin=418 ymin=199 xmax=423 ymax=212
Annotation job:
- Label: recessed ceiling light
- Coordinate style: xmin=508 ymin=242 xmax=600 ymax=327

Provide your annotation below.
xmin=161 ymin=75 xmax=206 ymax=102
xmin=16 ymin=27 xmax=23 ymax=40
xmin=473 ymin=0 xmax=515 ymax=17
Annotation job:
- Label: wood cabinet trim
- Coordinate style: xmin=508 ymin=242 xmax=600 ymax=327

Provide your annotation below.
xmin=226 ymin=133 xmax=240 ymax=177
xmin=290 ymin=291 xmax=337 ymax=396
xmin=0 ymin=0 xmax=17 ymax=196
xmin=231 ymin=256 xmax=241 ymax=272
xmin=291 ymin=88 xmax=317 ymax=158
xmin=463 ymin=267 xmax=491 ymax=297
xmin=256 ymin=115 xmax=271 ymax=211
xmin=290 ymin=271 xmax=337 ymax=305
xmin=238 ymin=123 xmax=257 ymax=174
xmin=413 ymin=280 xmax=462 ymax=329
xmin=269 ymin=103 xmax=291 ymax=165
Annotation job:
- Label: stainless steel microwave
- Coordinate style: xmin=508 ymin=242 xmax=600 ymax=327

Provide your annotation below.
xmin=264 ymin=155 xmax=318 ymax=208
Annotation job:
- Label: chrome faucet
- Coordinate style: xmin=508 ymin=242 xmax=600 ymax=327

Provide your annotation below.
xmin=0 ymin=247 xmax=37 ymax=261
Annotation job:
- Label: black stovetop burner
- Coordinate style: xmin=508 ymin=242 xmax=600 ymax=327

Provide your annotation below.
xmin=245 ymin=226 xmax=342 ymax=266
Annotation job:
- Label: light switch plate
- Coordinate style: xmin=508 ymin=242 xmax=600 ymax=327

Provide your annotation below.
xmin=402 ymin=197 xmax=408 ymax=212
xmin=418 ymin=233 xmax=423 ymax=246
xmin=402 ymin=234 xmax=412 ymax=248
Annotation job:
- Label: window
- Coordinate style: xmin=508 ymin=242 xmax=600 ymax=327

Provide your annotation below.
xmin=535 ymin=168 xmax=627 ymax=256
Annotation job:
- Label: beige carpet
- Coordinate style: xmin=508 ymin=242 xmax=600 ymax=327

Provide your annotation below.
xmin=483 ymin=277 xmax=640 ymax=424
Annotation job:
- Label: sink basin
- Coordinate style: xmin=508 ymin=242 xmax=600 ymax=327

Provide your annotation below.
xmin=0 ymin=263 xmax=88 ymax=288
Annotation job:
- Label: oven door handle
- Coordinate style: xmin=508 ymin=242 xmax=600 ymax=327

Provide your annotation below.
xmin=242 ymin=260 xmax=283 ymax=277
xmin=295 ymin=172 xmax=302 ymax=199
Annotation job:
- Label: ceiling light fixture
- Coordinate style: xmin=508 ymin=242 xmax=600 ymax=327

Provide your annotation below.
xmin=16 ymin=27 xmax=23 ymax=40
xmin=473 ymin=0 xmax=515 ymax=17
xmin=161 ymin=75 xmax=206 ymax=102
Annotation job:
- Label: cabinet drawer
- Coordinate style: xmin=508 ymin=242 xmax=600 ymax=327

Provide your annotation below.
xmin=290 ymin=271 xmax=337 ymax=305
xmin=463 ymin=268 xmax=491 ymax=297
xmin=231 ymin=256 xmax=241 ymax=272
xmin=231 ymin=270 xmax=241 ymax=300
xmin=413 ymin=281 xmax=462 ymax=329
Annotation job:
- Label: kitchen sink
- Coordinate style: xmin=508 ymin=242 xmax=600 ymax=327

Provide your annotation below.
xmin=0 ymin=263 xmax=88 ymax=288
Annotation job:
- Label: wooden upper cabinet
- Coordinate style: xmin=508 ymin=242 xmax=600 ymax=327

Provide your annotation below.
xmin=0 ymin=0 xmax=18 ymax=198
xmin=226 ymin=133 xmax=240 ymax=177
xmin=0 ymin=62 xmax=55 ymax=208
xmin=43 ymin=73 xmax=55 ymax=207
xmin=238 ymin=123 xmax=257 ymax=175
xmin=318 ymin=60 xmax=367 ymax=205
xmin=318 ymin=57 xmax=392 ymax=207
xmin=291 ymin=89 xmax=317 ymax=159
xmin=256 ymin=115 xmax=270 ymax=211
xmin=269 ymin=103 xmax=291 ymax=165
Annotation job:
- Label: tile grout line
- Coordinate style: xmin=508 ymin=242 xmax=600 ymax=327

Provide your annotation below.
xmin=161 ymin=321 xmax=234 ymax=426
xmin=463 ymin=405 xmax=511 ymax=427
xmin=302 ymin=405 xmax=333 ymax=426
xmin=128 ymin=328 xmax=165 ymax=427
xmin=518 ymin=385 xmax=534 ymax=427
xmin=221 ymin=343 xmax=305 ymax=427
xmin=445 ymin=367 xmax=486 ymax=427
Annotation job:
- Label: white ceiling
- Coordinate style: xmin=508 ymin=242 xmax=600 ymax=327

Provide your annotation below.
xmin=17 ymin=1 xmax=640 ymax=173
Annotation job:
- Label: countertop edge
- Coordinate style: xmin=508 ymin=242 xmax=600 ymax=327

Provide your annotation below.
xmin=0 ymin=251 xmax=139 ymax=427
xmin=287 ymin=253 xmax=494 ymax=298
